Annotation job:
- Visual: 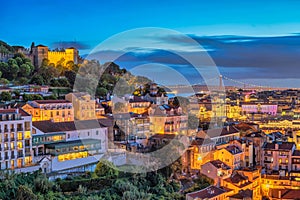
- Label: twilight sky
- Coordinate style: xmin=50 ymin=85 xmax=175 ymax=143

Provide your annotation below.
xmin=1 ymin=0 xmax=300 ymax=87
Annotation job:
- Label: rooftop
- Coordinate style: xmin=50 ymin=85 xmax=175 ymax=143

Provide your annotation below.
xmin=34 ymin=100 xmax=71 ymax=104
xmin=262 ymin=142 xmax=295 ymax=151
xmin=33 ymin=120 xmax=105 ymax=133
xmin=186 ymin=185 xmax=226 ymax=199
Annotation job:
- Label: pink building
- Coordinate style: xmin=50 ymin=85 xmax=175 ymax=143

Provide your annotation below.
xmin=241 ymin=104 xmax=277 ymax=115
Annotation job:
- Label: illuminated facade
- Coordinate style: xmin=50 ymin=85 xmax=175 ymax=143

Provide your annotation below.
xmin=22 ymin=100 xmax=74 ymax=122
xmin=31 ymin=120 xmax=108 ymax=172
xmin=0 ymin=109 xmax=33 ymax=170
xmin=128 ymin=96 xmax=151 ymax=114
xmin=65 ymin=92 xmax=96 ymax=120
xmin=241 ymin=103 xmax=278 ymax=115
xmin=214 ymin=145 xmax=243 ymax=170
xmin=262 ymin=142 xmax=296 ymax=175
xmin=31 ymin=44 xmax=78 ymax=67
xmin=200 ymin=160 xmax=232 ymax=186
xmin=148 ymin=104 xmax=188 ymax=134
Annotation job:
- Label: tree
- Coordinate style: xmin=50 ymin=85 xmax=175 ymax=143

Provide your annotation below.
xmin=16 ymin=185 xmax=37 ymax=200
xmin=19 ymin=63 xmax=31 ymax=77
xmin=95 ymin=160 xmax=119 ymax=178
xmin=0 ymin=62 xmax=8 ymax=77
xmin=30 ymin=75 xmax=44 ymax=85
xmin=38 ymin=66 xmax=60 ymax=85
xmin=8 ymin=64 xmax=19 ymax=80
xmin=17 ymin=77 xmax=29 ymax=85
xmin=65 ymin=70 xmax=77 ymax=86
xmin=0 ymin=91 xmax=12 ymax=102
xmin=96 ymin=87 xmax=108 ymax=97
xmin=0 ymin=78 xmax=9 ymax=85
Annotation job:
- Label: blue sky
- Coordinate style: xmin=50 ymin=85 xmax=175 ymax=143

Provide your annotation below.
xmin=1 ymin=0 xmax=300 ymax=87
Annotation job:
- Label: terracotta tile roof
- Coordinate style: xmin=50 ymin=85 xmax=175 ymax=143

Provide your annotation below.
xmin=209 ymin=160 xmax=231 ymax=170
xmin=186 ymin=186 xmax=226 ymax=199
xmin=271 ymin=189 xmax=300 ymax=199
xmin=225 ymin=171 xmax=249 ymax=186
xmin=228 ymin=189 xmax=253 ymax=199
xmin=129 ymin=96 xmax=150 ymax=103
xmin=34 ymin=100 xmax=71 ymax=104
xmin=33 ymin=120 xmax=104 ymax=133
xmin=263 ymin=142 xmax=295 ymax=150
xmin=150 ymin=134 xmax=176 ymax=140
xmin=191 ymin=137 xmax=214 ymax=146
xmin=19 ymin=108 xmax=31 ymax=116
xmin=196 ymin=126 xmax=239 ymax=139
xmin=225 ymin=145 xmax=242 ymax=155
xmin=0 ymin=109 xmax=17 ymax=114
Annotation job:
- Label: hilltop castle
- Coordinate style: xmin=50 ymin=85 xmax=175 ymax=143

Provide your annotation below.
xmin=30 ymin=44 xmax=79 ymax=67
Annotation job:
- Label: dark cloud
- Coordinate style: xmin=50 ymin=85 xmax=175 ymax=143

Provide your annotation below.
xmin=51 ymin=41 xmax=90 ymax=50
xmin=86 ymin=34 xmax=300 ymax=82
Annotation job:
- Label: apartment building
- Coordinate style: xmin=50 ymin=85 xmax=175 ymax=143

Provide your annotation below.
xmin=0 ymin=109 xmax=33 ymax=170
xmin=22 ymin=100 xmax=74 ymax=122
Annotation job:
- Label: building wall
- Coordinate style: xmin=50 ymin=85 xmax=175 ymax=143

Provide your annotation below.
xmin=0 ymin=113 xmax=33 ymax=170
xmin=22 ymin=102 xmax=74 ymax=122
xmin=65 ymin=93 xmax=96 ymax=120
xmin=31 ymin=45 xmax=78 ymax=67
xmin=47 ymin=48 xmax=78 ymax=66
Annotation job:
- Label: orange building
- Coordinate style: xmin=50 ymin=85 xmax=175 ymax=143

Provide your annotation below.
xmin=22 ymin=100 xmax=74 ymax=122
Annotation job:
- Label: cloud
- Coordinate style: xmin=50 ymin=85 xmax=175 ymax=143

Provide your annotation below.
xmin=85 ymin=34 xmax=300 ymax=85
xmin=51 ymin=41 xmax=90 ymax=50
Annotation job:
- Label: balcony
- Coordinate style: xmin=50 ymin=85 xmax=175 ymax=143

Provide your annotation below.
xmin=4 ymin=147 xmax=9 ymax=151
xmin=17 ymin=127 xmax=23 ymax=131
xmin=11 ymin=154 xmax=15 ymax=159
xmin=10 ymin=137 xmax=15 ymax=141
xmin=4 ymin=138 xmax=9 ymax=142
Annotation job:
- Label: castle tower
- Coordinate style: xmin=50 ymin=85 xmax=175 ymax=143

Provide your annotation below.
xmin=65 ymin=47 xmax=79 ymax=64
xmin=32 ymin=45 xmax=49 ymax=68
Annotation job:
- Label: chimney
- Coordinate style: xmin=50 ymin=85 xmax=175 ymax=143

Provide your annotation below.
xmin=227 ymin=125 xmax=230 ymax=132
xmin=278 ymin=190 xmax=281 ymax=199
xmin=275 ymin=143 xmax=279 ymax=150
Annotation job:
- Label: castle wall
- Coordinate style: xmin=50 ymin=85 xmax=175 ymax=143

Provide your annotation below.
xmin=0 ymin=52 xmax=14 ymax=62
xmin=47 ymin=49 xmax=78 ymax=66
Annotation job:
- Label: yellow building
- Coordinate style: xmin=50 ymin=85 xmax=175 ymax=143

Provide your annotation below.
xmin=65 ymin=92 xmax=96 ymax=120
xmin=214 ymin=145 xmax=243 ymax=170
xmin=128 ymin=96 xmax=151 ymax=114
xmin=22 ymin=100 xmax=74 ymax=122
xmin=226 ymin=104 xmax=242 ymax=119
xmin=31 ymin=44 xmax=78 ymax=67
